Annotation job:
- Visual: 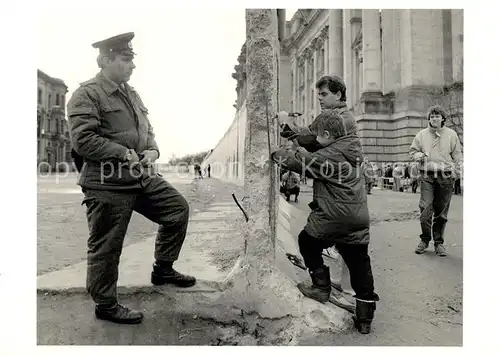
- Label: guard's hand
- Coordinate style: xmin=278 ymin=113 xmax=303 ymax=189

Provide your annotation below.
xmin=139 ymin=150 xmax=159 ymax=166
xmin=125 ymin=149 xmax=140 ymax=164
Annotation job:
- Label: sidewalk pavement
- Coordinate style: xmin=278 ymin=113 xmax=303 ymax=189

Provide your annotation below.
xmin=37 ymin=184 xmax=244 ymax=294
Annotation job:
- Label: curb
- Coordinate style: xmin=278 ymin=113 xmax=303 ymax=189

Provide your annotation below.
xmin=37 ymin=279 xmax=230 ymax=296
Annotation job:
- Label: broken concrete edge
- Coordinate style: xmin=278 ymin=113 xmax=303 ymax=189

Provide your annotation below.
xmin=211 ymin=258 xmax=354 ymax=338
xmin=37 ymin=255 xmax=354 ymax=344
xmin=37 ymin=278 xmax=230 ymax=296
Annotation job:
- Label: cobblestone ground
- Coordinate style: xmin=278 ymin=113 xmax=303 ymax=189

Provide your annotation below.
xmin=37 ymin=173 xmax=217 ymax=275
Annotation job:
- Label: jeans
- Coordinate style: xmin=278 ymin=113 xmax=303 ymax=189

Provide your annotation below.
xmin=419 ymin=173 xmax=455 ymax=245
xmin=298 ymin=230 xmax=376 ymax=301
xmin=454 ymin=178 xmax=462 ymax=195
xmin=280 ymin=186 xmax=300 ymax=200
xmin=411 ymin=179 xmax=419 ymax=193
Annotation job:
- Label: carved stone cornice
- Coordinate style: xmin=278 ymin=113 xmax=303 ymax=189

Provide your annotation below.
xmin=350 ymin=16 xmax=361 ymax=24
xmin=357 ymin=50 xmax=363 ymax=63
xmin=310 ymin=38 xmax=320 ymax=50
xmin=284 ymin=9 xmax=327 ymax=50
xmin=303 ymin=47 xmax=313 ymax=59
xmin=320 ymin=25 xmax=329 ymax=40
xmin=352 ymin=27 xmax=362 ymax=50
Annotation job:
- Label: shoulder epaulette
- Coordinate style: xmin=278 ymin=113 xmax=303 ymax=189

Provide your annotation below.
xmin=79 ymin=78 xmax=98 ymax=87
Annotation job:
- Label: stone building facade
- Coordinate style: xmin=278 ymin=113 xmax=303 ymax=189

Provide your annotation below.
xmin=232 ymin=9 xmax=464 ymax=164
xmin=37 ymin=69 xmax=72 ymax=172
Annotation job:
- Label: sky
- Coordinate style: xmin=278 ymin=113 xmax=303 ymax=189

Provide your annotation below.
xmin=38 ymin=7 xmax=297 ymax=163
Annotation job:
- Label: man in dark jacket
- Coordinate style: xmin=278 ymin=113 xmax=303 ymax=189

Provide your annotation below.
xmin=272 ymin=109 xmax=379 ymax=334
xmin=280 ymin=170 xmax=301 ymax=202
xmin=67 ymin=32 xmax=196 ymax=325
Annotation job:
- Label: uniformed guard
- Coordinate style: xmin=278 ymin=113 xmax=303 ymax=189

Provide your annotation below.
xmin=67 ymin=32 xmax=196 ymax=324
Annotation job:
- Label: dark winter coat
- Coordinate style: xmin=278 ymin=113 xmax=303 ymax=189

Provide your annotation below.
xmin=272 ymin=117 xmax=370 ymax=245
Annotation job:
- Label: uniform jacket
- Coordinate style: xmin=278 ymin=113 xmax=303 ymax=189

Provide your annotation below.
xmin=67 ymin=71 xmax=159 ymax=190
xmin=272 ymin=118 xmax=370 ymax=245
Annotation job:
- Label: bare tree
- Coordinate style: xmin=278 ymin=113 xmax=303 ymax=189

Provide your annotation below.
xmin=421 ymin=79 xmax=464 ymax=147
xmin=444 ymin=81 xmax=463 ymax=147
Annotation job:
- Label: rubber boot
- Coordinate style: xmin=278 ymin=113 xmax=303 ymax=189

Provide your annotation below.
xmin=353 ymin=298 xmax=378 ymax=334
xmin=297 ymin=265 xmax=331 ymax=303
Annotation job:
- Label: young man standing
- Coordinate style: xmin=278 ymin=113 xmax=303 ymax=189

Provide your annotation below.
xmin=409 ymin=105 xmax=463 ymax=256
xmin=283 ymin=75 xmax=358 ymax=152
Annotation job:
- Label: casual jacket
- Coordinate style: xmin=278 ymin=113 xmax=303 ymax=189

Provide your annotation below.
xmin=282 ymin=171 xmax=300 ymax=189
xmin=67 ymin=71 xmax=159 ymax=190
xmin=361 ymin=161 xmax=377 ymax=183
xmin=409 ymin=124 xmax=462 ymax=176
xmin=282 ymin=102 xmax=357 ymax=153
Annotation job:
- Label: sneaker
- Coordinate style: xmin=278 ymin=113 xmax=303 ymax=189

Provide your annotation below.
xmin=435 ymin=244 xmax=447 ymax=257
xmin=415 ymin=241 xmax=429 ymax=254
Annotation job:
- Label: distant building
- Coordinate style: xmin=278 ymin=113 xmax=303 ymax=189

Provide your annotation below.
xmin=37 ymin=69 xmax=72 ymax=172
xmin=232 ymin=9 xmax=464 ymax=164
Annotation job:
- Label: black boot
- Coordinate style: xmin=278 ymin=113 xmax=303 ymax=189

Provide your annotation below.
xmin=151 ymin=262 xmax=196 ymax=287
xmin=95 ymin=303 xmax=144 ymax=324
xmin=297 ymin=265 xmax=331 ymax=303
xmin=353 ymin=296 xmax=378 ymax=334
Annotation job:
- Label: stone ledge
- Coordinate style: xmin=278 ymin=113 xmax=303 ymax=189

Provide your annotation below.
xmin=38 ymin=279 xmax=228 ymax=296
xmin=358 ymin=91 xmax=394 ymax=115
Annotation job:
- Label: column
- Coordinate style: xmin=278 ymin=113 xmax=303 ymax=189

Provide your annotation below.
xmin=381 ymin=9 xmax=401 ymax=93
xmin=313 ymin=44 xmax=319 ymax=115
xmin=342 ymin=9 xmax=353 ymax=108
xmin=361 ymin=9 xmax=382 ymax=93
xmin=323 ymin=33 xmax=329 ymax=75
xmin=399 ymin=10 xmax=412 ymax=88
xmin=351 ymin=13 xmax=362 ymax=104
xmin=451 ymin=9 xmax=463 ymax=82
xmin=303 ymin=55 xmax=308 ymax=117
xmin=400 ymin=9 xmax=445 ymax=87
xmin=328 ymin=10 xmax=343 ymax=77
xmin=291 ymin=56 xmax=297 ymax=111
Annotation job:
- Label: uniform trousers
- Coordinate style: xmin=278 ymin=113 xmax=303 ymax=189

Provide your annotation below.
xmin=82 ymin=175 xmax=189 ymax=305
